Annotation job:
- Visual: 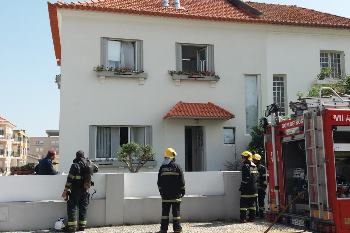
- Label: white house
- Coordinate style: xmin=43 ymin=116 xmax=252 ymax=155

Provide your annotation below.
xmin=48 ymin=0 xmax=350 ymax=172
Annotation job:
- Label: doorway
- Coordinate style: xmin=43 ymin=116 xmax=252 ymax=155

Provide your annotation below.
xmin=185 ymin=126 xmax=205 ymax=171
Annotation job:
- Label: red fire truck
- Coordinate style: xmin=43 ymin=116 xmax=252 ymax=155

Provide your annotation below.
xmin=263 ymin=88 xmax=350 ymax=233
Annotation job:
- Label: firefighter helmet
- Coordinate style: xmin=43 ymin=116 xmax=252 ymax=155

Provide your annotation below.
xmin=253 ymin=154 xmax=261 ymax=161
xmin=164 ymin=148 xmax=177 ymax=158
xmin=241 ymin=151 xmax=252 ymax=158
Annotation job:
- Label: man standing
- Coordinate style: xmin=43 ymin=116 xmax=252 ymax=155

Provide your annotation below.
xmin=35 ymin=150 xmax=58 ymax=175
xmin=157 ymin=148 xmax=185 ymax=233
xmin=240 ymin=151 xmax=258 ymax=223
xmin=61 ymin=150 xmax=98 ymax=232
xmin=253 ymin=153 xmax=267 ymax=218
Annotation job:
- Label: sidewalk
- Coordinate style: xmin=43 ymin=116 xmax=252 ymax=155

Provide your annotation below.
xmin=5 ymin=220 xmax=309 ymax=233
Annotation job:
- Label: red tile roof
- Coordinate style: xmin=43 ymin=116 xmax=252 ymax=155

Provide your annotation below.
xmin=48 ymin=0 xmax=350 ymax=65
xmin=164 ymin=101 xmax=234 ymax=119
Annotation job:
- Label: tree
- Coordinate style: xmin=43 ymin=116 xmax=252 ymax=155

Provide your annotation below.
xmin=117 ymin=142 xmax=155 ymax=173
xmin=247 ymin=126 xmax=265 ymax=158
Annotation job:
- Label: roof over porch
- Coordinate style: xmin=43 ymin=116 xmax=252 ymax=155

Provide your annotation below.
xmin=163 ymin=101 xmax=234 ymax=120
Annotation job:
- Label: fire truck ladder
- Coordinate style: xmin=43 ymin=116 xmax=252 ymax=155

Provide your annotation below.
xmin=304 ymin=87 xmax=350 ymax=220
xmin=304 ymin=109 xmax=329 ymax=220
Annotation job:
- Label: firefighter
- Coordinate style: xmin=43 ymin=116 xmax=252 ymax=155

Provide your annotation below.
xmin=61 ymin=150 xmax=98 ymax=232
xmin=157 ymin=148 xmax=185 ymax=233
xmin=239 ymin=150 xmax=259 ymax=223
xmin=253 ymin=153 xmax=267 ymax=218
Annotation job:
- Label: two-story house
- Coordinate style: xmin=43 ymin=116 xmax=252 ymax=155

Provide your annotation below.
xmin=48 ymin=0 xmax=350 ymax=172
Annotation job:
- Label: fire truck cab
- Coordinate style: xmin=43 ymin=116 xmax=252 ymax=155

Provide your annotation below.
xmin=264 ymin=88 xmax=350 ymax=233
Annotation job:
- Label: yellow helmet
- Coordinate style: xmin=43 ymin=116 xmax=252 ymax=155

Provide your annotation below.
xmin=164 ymin=148 xmax=177 ymax=158
xmin=253 ymin=154 xmax=261 ymax=161
xmin=241 ymin=151 xmax=252 ymax=158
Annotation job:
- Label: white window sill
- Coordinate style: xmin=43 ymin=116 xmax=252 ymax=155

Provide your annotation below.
xmin=95 ymin=71 xmax=147 ymax=85
xmin=314 ymin=78 xmax=342 ymax=85
xmin=170 ymin=73 xmax=220 ymax=81
xmin=92 ymin=160 xmax=157 ymax=168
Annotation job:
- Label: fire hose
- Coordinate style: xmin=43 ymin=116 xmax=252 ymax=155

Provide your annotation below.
xmin=264 ymin=191 xmax=306 ymax=233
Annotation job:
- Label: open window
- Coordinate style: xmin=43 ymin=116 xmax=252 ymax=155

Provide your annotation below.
xmin=101 ymin=38 xmax=143 ymax=72
xmin=176 ymin=43 xmax=214 ymax=73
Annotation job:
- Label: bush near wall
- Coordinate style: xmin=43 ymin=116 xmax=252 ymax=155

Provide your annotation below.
xmin=11 ymin=163 xmax=36 ymax=175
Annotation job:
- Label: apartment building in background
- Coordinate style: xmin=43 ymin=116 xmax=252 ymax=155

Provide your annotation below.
xmin=0 ymin=116 xmax=28 ymax=174
xmin=28 ymin=130 xmax=59 ymax=161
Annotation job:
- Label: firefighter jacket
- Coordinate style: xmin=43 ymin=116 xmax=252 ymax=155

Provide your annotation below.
xmin=240 ymin=161 xmax=258 ymax=195
xmin=35 ymin=157 xmax=58 ymax=175
xmin=157 ymin=161 xmax=185 ymax=200
xmin=257 ymin=163 xmax=268 ymax=190
xmin=64 ymin=158 xmax=89 ymax=192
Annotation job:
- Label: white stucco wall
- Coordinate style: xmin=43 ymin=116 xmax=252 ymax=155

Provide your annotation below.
xmin=0 ymin=172 xmax=241 ymax=231
xmin=57 ymin=9 xmax=350 ymax=172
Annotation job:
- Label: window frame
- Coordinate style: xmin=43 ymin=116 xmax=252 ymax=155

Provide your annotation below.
xmin=320 ymin=50 xmax=345 ymax=78
xmin=223 ymin=127 xmax=236 ymax=145
xmin=101 ymin=37 xmax=143 ymax=72
xmin=175 ymin=43 xmax=215 ymax=73
xmin=273 ymin=74 xmax=287 ymax=116
xmin=245 ymin=74 xmax=261 ymax=135
xmin=90 ymin=125 xmax=152 ymax=160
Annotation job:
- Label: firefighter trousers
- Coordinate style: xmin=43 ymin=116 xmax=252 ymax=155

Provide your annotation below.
xmin=240 ymin=194 xmax=257 ymax=221
xmin=257 ymin=189 xmax=266 ymax=217
xmin=67 ymin=190 xmax=89 ymax=231
xmin=160 ymin=200 xmax=182 ymax=233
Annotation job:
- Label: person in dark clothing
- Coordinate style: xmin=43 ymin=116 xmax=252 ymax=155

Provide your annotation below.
xmin=35 ymin=150 xmax=58 ymax=175
xmin=253 ymin=153 xmax=268 ymax=218
xmin=157 ymin=148 xmax=185 ymax=233
xmin=239 ymin=151 xmax=258 ymax=223
xmin=61 ymin=150 xmax=98 ymax=232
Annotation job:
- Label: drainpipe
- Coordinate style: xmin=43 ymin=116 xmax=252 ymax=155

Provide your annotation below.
xmin=162 ymin=0 xmax=169 ymax=7
xmin=174 ymin=0 xmax=180 ymax=9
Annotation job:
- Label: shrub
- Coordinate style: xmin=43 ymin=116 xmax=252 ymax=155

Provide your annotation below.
xmin=117 ymin=142 xmax=155 ymax=173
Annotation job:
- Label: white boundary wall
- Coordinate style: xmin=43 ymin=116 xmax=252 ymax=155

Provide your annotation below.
xmin=0 ymin=171 xmax=241 ymax=231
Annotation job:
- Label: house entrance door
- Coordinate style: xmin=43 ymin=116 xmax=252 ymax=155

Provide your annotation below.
xmin=185 ymin=126 xmax=205 ymax=171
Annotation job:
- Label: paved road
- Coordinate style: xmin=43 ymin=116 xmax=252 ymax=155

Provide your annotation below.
xmin=5 ymin=220 xmax=309 ymax=233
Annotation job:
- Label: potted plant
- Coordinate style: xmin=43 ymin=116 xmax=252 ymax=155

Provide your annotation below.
xmin=168 ymin=70 xmax=220 ymax=81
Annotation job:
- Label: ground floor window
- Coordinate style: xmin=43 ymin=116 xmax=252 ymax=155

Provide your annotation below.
xmin=273 ymin=75 xmax=287 ymax=116
xmin=223 ymin=127 xmax=235 ymax=145
xmin=90 ymin=126 xmax=152 ymax=159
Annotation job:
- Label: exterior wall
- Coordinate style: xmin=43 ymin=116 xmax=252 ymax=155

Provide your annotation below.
xmin=28 ymin=136 xmax=60 ymax=159
xmin=0 ymin=171 xmax=240 ymax=231
xmin=57 ymin=10 xmax=350 ymax=172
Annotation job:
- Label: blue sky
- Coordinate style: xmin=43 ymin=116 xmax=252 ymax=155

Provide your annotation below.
xmin=0 ymin=0 xmax=349 ymax=136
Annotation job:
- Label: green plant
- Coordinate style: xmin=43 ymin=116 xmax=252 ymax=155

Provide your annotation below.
xmin=117 ymin=142 xmax=155 ymax=173
xmin=94 ymin=65 xmax=144 ymax=74
xmin=317 ymin=67 xmax=332 ymax=80
xmin=168 ymin=70 xmax=220 ymax=79
xmin=247 ymin=126 xmax=265 ymax=158
xmin=307 ymin=75 xmax=350 ymax=97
